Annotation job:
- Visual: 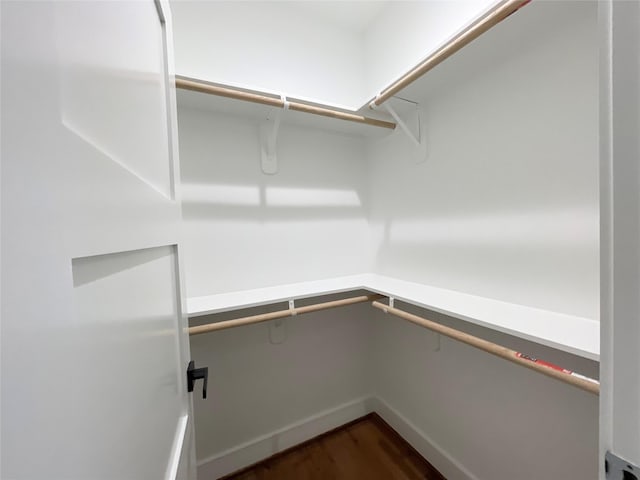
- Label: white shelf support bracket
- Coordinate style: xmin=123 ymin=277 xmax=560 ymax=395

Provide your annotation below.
xmin=270 ymin=298 xmax=294 ymax=344
xmin=382 ymin=100 xmax=427 ymax=162
xmin=268 ymin=298 xmax=294 ymax=345
xmin=383 ymin=296 xmax=395 ymax=314
xmin=260 ymin=96 xmax=289 ymax=175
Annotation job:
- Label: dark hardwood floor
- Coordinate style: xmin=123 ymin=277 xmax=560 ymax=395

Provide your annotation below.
xmin=219 ymin=413 xmax=446 ymax=480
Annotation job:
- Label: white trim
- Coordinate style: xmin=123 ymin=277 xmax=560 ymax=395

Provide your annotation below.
xmin=367 ymin=396 xmax=481 ymax=480
xmin=598 ymin=4 xmax=614 ymax=477
xmin=599 ymin=0 xmax=640 ymax=471
xmin=196 ymin=396 xmax=372 ymax=479
xmin=196 ymin=396 xmax=482 ymax=480
xmin=165 ymin=414 xmax=189 ymax=480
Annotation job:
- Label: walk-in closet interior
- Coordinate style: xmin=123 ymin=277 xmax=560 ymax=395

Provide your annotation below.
xmin=7 ymin=0 xmax=640 ymax=478
xmin=171 ymin=1 xmax=599 ymax=479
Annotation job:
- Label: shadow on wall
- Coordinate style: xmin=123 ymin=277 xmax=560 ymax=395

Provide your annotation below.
xmin=182 ymin=183 xmax=364 ymax=221
xmin=176 ymin=108 xmax=372 ymax=296
xmin=366 ymin=0 xmax=599 ymax=318
xmin=178 ymin=110 xmax=369 ymax=222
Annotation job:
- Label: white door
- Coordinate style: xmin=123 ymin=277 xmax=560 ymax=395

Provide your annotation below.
xmin=599 ymin=1 xmax=640 ymax=479
xmin=1 ymin=1 xmax=197 ymax=479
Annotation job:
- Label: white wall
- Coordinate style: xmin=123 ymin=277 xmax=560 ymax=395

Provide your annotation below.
xmin=177 ymin=108 xmax=375 ymax=476
xmin=178 ymin=107 xmax=372 ymax=297
xmin=365 ymin=2 xmax=599 ymax=479
xmin=170 ymin=0 xmax=503 ymax=109
xmin=362 ymin=0 xmax=497 ymax=102
xmin=190 ymin=300 xmax=373 ymax=477
xmin=170 ymin=1 xmax=366 ymax=110
xmin=176 ymin=2 xmax=600 ymax=479
xmin=371 ymin=304 xmax=599 ymax=480
xmin=368 ymin=0 xmax=599 ymax=319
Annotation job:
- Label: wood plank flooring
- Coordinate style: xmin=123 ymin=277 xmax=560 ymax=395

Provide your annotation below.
xmin=219 ymin=414 xmax=446 ymax=480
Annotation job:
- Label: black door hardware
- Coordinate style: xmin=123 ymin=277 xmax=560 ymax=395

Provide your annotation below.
xmin=187 ymin=360 xmax=208 ymax=399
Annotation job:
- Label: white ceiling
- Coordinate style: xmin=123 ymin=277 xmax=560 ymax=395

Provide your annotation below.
xmin=170 ymin=0 xmax=504 ymax=109
xmin=287 ymin=1 xmax=388 ymax=33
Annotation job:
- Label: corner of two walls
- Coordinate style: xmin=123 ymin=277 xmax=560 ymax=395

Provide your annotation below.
xmin=369 ymin=305 xmax=598 ymax=480
xmin=178 ymin=1 xmax=599 ymax=478
xmin=364 ymin=1 xmax=599 ymax=479
xmin=190 ymin=300 xmax=375 ymax=479
xmin=177 ymin=107 xmax=376 ymax=477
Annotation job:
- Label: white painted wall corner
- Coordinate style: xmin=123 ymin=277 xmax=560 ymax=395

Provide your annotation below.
xmin=197 ymin=395 xmax=480 ymax=480
xmin=196 ymin=396 xmax=372 ymax=479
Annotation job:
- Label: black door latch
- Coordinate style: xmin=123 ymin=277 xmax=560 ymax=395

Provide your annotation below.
xmin=187 ymin=360 xmax=208 ymax=399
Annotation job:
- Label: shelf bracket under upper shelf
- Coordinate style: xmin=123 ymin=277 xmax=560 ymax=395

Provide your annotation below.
xmin=381 ymin=98 xmax=427 ymax=162
xmin=260 ymin=99 xmax=287 ymax=175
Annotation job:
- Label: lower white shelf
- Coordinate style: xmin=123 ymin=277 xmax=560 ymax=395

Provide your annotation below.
xmin=187 ymin=273 xmax=599 ymax=361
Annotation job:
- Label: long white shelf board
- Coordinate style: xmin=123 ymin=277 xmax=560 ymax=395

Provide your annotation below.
xmin=187 ymin=274 xmax=371 ymax=317
xmin=187 ymin=273 xmax=599 ymax=361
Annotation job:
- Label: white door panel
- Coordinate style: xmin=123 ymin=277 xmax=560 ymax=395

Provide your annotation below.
xmin=599 ymin=0 xmax=640 ymax=478
xmin=55 ymin=0 xmax=173 ymax=200
xmin=1 ymin=1 xmax=195 ymax=479
xmin=70 ymin=246 xmax=183 ymax=479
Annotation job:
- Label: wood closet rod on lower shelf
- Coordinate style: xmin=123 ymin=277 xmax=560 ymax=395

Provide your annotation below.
xmin=189 ymin=294 xmax=384 ymax=336
xmin=176 ymin=77 xmax=397 ymax=130
xmin=188 ymin=293 xmax=599 ymax=395
xmin=371 ymin=301 xmax=600 ymax=396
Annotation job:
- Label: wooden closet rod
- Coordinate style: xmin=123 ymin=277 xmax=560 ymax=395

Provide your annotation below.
xmin=176 ymin=77 xmax=396 ymax=130
xmin=371 ymin=301 xmax=600 ymax=395
xmin=370 ymin=0 xmax=531 ymax=108
xmin=190 ymin=294 xmax=384 ymax=336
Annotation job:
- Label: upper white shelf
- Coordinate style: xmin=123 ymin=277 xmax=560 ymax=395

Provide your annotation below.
xmin=187 ymin=273 xmax=599 ymax=361
xmin=187 ymin=274 xmax=371 ymax=317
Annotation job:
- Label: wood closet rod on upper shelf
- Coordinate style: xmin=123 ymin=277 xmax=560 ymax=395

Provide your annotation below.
xmin=189 ymin=294 xmax=384 ymax=336
xmin=175 ymin=77 xmax=397 ymax=130
xmin=371 ymin=301 xmax=600 ymax=396
xmin=370 ymin=0 xmax=531 ymax=108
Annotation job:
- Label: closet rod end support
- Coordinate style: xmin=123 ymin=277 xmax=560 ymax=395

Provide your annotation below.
xmin=382 ymin=296 xmax=394 ymax=314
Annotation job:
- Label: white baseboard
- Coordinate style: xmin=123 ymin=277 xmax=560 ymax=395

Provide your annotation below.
xmin=197 ymin=396 xmax=373 ymax=479
xmin=366 ymin=396 xmax=480 ymax=480
xmin=197 ymin=395 xmax=479 ymax=480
